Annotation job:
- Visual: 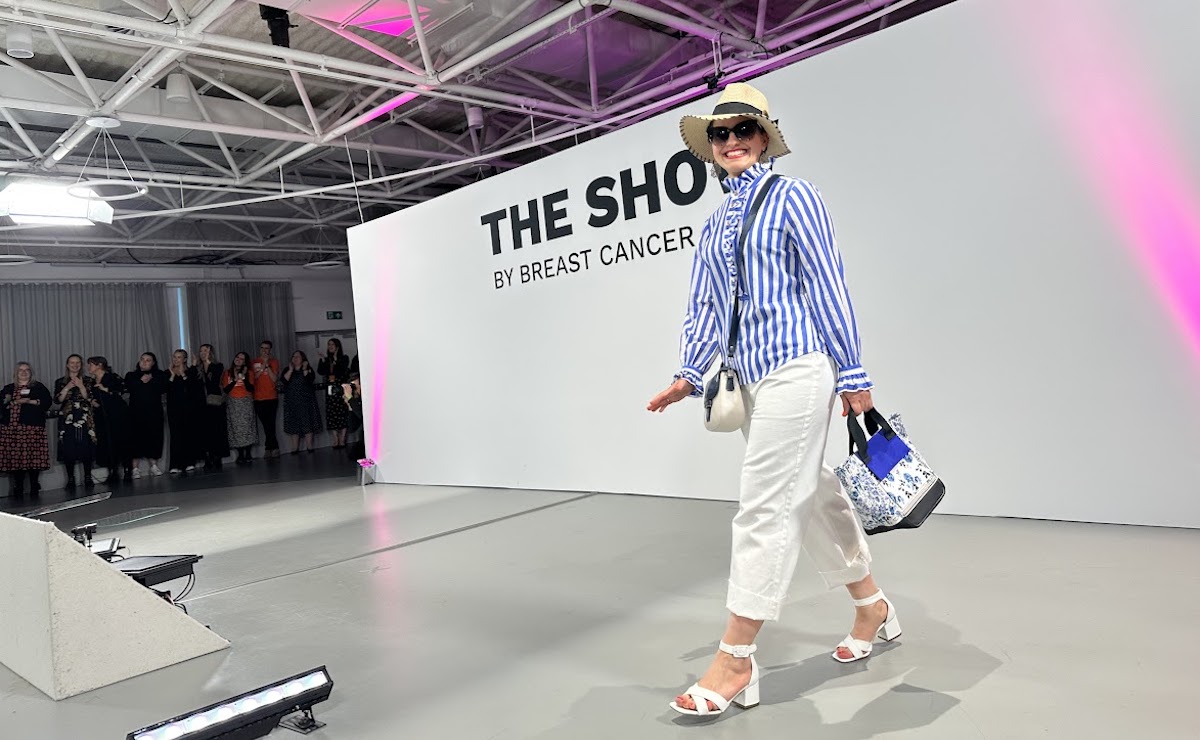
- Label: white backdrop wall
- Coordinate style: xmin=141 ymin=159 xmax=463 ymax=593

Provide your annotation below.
xmin=350 ymin=0 xmax=1200 ymax=528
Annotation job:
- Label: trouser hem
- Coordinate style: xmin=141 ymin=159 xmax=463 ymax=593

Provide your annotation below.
xmin=818 ymin=554 xmax=872 ymax=590
xmin=726 ymin=581 xmax=783 ymax=622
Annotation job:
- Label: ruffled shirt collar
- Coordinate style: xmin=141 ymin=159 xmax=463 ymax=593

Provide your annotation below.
xmin=721 ymin=161 xmax=773 ymax=196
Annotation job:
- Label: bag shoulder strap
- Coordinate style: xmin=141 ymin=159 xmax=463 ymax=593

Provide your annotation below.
xmin=726 ymin=173 xmax=781 ymax=360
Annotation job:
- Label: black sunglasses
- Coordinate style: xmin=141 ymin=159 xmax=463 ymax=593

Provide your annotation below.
xmin=707 ymin=120 xmax=762 ymax=143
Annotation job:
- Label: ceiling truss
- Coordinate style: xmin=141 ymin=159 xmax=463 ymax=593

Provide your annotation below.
xmin=0 ymin=0 xmax=950 ymax=265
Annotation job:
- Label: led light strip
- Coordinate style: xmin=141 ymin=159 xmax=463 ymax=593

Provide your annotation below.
xmin=129 ymin=668 xmax=331 ymax=740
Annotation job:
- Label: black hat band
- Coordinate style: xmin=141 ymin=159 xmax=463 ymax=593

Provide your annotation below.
xmin=711 ymin=102 xmax=765 ymax=117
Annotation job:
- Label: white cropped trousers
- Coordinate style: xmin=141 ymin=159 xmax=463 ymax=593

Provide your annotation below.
xmin=727 ymin=352 xmax=872 ymax=621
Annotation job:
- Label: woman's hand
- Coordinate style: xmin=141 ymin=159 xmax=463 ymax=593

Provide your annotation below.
xmin=840 ymin=389 xmax=875 ymax=417
xmin=647 ymin=378 xmax=695 ymax=413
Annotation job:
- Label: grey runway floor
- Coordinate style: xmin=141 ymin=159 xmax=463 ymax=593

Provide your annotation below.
xmin=1 ymin=479 xmax=1196 ymax=739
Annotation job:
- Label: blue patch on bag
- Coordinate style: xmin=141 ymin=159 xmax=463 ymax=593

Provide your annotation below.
xmin=866 ymin=432 xmax=910 ymax=480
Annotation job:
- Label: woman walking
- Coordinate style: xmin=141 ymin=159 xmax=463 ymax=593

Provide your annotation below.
xmin=646 ymin=84 xmax=895 ymax=716
xmin=1 ymin=362 xmax=53 ymax=498
xmin=53 ymin=354 xmax=97 ymax=491
xmin=222 ymin=351 xmax=257 ymax=463
xmin=125 ymin=352 xmax=167 ymax=477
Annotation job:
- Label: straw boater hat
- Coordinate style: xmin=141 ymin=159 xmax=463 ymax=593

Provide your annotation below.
xmin=679 ymin=82 xmax=791 ymax=164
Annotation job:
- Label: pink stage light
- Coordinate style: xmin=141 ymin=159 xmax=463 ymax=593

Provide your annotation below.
xmin=995 ymin=0 xmax=1200 ymax=363
xmin=366 ymin=244 xmax=400 ymax=462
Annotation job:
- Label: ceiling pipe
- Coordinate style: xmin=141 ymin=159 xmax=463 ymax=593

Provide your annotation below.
xmin=602 ymin=0 xmax=764 ymax=53
xmin=602 ymin=0 xmax=905 ymax=116
xmin=764 ymin=0 xmax=898 ymax=50
xmin=307 ymin=17 xmax=424 ymax=75
xmin=0 ymin=91 xmax=471 ymax=164
xmin=437 ymin=0 xmax=595 ymax=81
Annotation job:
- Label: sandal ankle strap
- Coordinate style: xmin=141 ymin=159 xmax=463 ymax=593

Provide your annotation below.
xmin=719 ymin=641 xmax=757 ymax=658
xmin=853 ymin=591 xmax=886 ymax=608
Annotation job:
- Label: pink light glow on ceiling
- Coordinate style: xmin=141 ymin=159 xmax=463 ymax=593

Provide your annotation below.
xmin=997 ymin=0 xmax=1200 ymax=364
xmin=254 ymin=0 xmax=429 ymax=38
xmin=349 ymin=4 xmax=430 ymax=38
xmin=360 ymin=18 xmax=419 ymax=37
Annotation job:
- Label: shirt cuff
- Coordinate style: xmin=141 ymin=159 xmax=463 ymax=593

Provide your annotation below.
xmin=675 ymin=367 xmax=706 ymax=398
xmin=836 ymin=365 xmax=873 ymax=395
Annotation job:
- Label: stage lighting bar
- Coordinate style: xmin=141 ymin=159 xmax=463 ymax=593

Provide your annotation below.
xmin=127 ymin=667 xmax=333 ymax=740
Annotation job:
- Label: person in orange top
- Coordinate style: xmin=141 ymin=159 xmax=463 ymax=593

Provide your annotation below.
xmin=250 ymin=340 xmax=281 ymax=457
xmin=222 ymin=351 xmax=257 ymax=464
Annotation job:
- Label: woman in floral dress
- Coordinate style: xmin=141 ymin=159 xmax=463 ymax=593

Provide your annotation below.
xmin=53 ymin=354 xmax=96 ymax=491
xmin=1 ymin=362 xmax=53 ymax=498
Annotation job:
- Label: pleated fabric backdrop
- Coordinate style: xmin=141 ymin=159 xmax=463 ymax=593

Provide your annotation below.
xmin=185 ymin=281 xmax=296 ymax=366
xmin=0 ymin=282 xmax=172 ymax=382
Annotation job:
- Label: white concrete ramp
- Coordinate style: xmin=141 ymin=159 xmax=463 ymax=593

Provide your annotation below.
xmin=0 ymin=512 xmax=229 ymax=700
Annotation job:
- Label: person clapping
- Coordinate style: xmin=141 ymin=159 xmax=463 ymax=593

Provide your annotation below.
xmin=1 ymin=362 xmax=54 ymax=498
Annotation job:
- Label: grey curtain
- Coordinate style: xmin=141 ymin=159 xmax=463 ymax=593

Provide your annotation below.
xmin=0 ymin=282 xmax=173 ymax=383
xmin=186 ymin=282 xmax=296 ymax=366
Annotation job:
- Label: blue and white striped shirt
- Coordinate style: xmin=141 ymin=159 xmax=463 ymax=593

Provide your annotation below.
xmin=675 ymin=162 xmax=873 ymax=396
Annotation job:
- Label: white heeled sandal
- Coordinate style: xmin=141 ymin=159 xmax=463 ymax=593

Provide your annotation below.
xmin=832 ymin=591 xmax=902 ymax=663
xmin=669 ymin=642 xmax=761 ymax=717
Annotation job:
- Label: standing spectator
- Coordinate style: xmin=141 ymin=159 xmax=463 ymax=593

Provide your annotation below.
xmin=343 ymin=376 xmax=365 ymax=462
xmin=196 ymin=344 xmax=230 ymax=470
xmin=222 ymin=351 xmax=257 ymax=464
xmin=1 ymin=362 xmax=53 ymax=498
xmin=251 ymin=340 xmax=281 ymax=458
xmin=282 ymin=350 xmax=320 ymax=454
xmin=54 ymin=354 xmax=96 ymax=491
xmin=165 ymin=349 xmax=204 ymax=474
xmin=317 ymin=338 xmax=350 ymax=449
xmin=125 ymin=352 xmax=167 ymax=478
xmin=87 ymin=356 xmax=131 ymax=484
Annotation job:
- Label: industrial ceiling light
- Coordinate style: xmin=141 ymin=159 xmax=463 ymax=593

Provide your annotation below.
xmin=0 ymin=254 xmax=36 ymax=266
xmin=126 ymin=666 xmax=334 ymax=740
xmin=5 ymin=23 xmax=33 ymax=59
xmin=303 ymin=260 xmax=344 ymax=270
xmin=0 ymin=182 xmax=114 ymax=226
xmin=166 ymin=72 xmax=192 ymax=104
xmin=85 ymin=115 xmax=121 ymax=129
xmin=258 ymin=5 xmax=296 ymax=48
xmin=66 ymin=117 xmax=149 ymax=206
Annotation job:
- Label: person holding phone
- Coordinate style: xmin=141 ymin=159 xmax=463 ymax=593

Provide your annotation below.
xmin=282 ymin=350 xmax=320 ymax=454
xmin=251 ymin=339 xmax=281 ymax=458
xmin=1 ymin=362 xmax=53 ymax=498
xmin=222 ymin=351 xmax=257 ymax=464
xmin=54 ymin=354 xmax=96 ymax=491
xmin=342 ymin=375 xmax=365 ymax=462
xmin=317 ymin=338 xmax=351 ymax=449
xmin=195 ymin=344 xmax=229 ymax=470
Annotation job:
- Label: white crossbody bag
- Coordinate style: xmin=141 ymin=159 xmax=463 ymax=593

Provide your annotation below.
xmin=703 ymin=174 xmax=780 ymax=432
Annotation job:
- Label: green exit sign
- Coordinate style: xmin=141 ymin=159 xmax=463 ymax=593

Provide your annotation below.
xmin=326 ymin=311 xmax=343 ymax=320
